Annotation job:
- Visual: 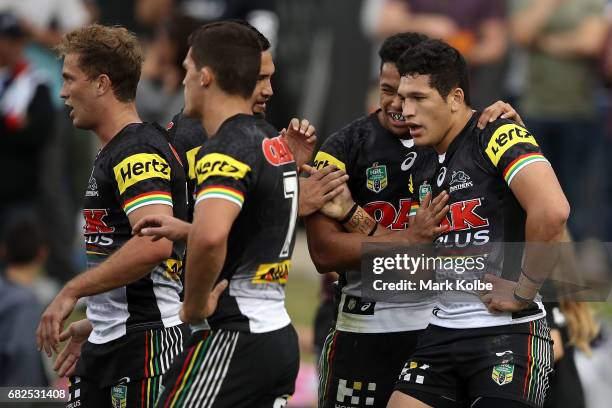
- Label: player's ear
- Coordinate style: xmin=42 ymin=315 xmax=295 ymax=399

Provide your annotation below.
xmin=200 ymin=67 xmax=213 ymax=88
xmin=449 ymin=87 xmax=465 ymax=112
xmin=96 ymin=74 xmax=112 ymax=97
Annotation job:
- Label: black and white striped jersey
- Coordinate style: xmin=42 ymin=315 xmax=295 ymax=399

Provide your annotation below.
xmin=83 ymin=122 xmax=188 ymax=344
xmin=313 ymin=110 xmax=436 ymax=333
xmin=193 ymin=114 xmax=298 ymax=333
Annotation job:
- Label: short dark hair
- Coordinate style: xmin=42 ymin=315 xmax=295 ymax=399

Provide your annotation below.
xmin=397 ymin=39 xmax=471 ymax=105
xmin=161 ymin=14 xmax=203 ymax=79
xmin=2 ymin=216 xmax=45 ymax=264
xmin=188 ymin=21 xmax=262 ymax=98
xmin=232 ymin=19 xmax=271 ymax=51
xmin=378 ymin=32 xmax=429 ymax=70
xmin=57 ymin=24 xmax=143 ymax=102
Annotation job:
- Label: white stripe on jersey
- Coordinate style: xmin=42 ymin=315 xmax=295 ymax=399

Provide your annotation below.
xmin=234 ymin=296 xmax=291 ymax=333
xmin=87 ymin=264 xmax=182 ymax=344
xmin=184 ymin=331 xmax=240 ymax=406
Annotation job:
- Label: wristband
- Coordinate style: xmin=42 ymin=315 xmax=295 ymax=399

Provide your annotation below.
xmin=343 ymin=205 xmax=377 ymax=236
xmin=513 ymin=289 xmax=532 ymax=304
xmin=514 ymin=270 xmax=543 ymax=302
xmin=339 ymin=203 xmax=358 ymax=224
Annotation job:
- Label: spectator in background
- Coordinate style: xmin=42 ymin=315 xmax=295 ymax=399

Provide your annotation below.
xmin=136 ymin=13 xmax=201 ymax=125
xmin=372 ymin=0 xmax=508 ymax=109
xmin=0 ymin=217 xmax=49 ymax=387
xmin=0 ymin=1 xmax=92 ymax=284
xmin=0 ymin=12 xmax=54 ymax=233
xmin=510 ymin=0 xmax=608 ymax=241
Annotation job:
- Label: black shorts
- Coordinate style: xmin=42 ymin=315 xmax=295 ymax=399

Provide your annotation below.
xmin=318 ymin=328 xmax=423 ymax=408
xmin=67 ymin=375 xmax=163 ymax=408
xmin=157 ymin=324 xmax=299 ymax=408
xmin=68 ymin=324 xmax=188 ymax=408
xmin=394 ymin=319 xmax=553 ymax=408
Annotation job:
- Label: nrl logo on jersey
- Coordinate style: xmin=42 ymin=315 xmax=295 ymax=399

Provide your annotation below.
xmin=449 ymin=170 xmax=473 ymax=193
xmin=366 ymin=162 xmax=388 ymax=193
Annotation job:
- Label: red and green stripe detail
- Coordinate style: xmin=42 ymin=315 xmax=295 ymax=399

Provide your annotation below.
xmin=318 ymin=329 xmax=338 ymax=408
xmin=503 ymin=153 xmax=547 ymax=185
xmin=123 ymin=191 xmax=172 ymax=214
xmin=164 ymin=331 xmax=214 ymax=408
xmin=196 ymin=185 xmax=245 ymax=207
xmin=141 ymin=329 xmax=166 ymax=408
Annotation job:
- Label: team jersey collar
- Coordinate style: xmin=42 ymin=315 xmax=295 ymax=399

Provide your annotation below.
xmin=439 ymin=111 xmax=479 ymax=163
xmin=215 ymin=113 xmax=255 ymax=137
xmin=372 ymin=108 xmax=414 ymax=147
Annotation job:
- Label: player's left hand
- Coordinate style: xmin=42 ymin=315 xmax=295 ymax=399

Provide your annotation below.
xmin=180 ymin=279 xmax=229 ymax=324
xmin=36 ymin=290 xmax=78 ymax=357
xmin=479 ymin=274 xmax=531 ymax=313
xmin=54 ymin=319 xmax=92 ymax=377
xmin=281 ymin=118 xmax=316 ymax=169
xmin=477 ymin=101 xmax=525 ymax=129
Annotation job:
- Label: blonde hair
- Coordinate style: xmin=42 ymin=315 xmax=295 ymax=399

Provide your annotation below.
xmin=560 ymin=300 xmax=599 ymax=355
xmin=57 ymin=24 xmax=144 ymax=102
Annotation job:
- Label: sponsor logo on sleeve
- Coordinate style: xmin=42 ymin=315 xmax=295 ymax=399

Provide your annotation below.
xmin=313 ymin=151 xmax=346 ymax=171
xmin=113 ymin=153 xmax=171 ymax=194
xmin=186 ymin=146 xmax=201 ymax=181
xmin=195 ymin=153 xmax=251 ymax=184
xmin=485 ymin=124 xmax=538 ymax=166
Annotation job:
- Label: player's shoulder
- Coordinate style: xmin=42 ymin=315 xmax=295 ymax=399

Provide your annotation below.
xmin=219 ymin=114 xmax=269 ymax=138
xmin=479 ymin=118 xmax=532 ymax=141
xmin=478 ymin=118 xmax=537 ymax=153
xmin=327 ymin=112 xmax=378 ymax=146
xmin=166 ymin=112 xmax=206 ymax=151
xmin=112 ymin=122 xmax=169 ymax=151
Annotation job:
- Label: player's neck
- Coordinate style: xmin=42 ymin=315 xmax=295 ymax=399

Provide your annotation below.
xmin=201 ymin=94 xmax=253 ymax=137
xmin=434 ymin=107 xmax=473 ymax=154
xmin=95 ymin=101 xmax=142 ymax=146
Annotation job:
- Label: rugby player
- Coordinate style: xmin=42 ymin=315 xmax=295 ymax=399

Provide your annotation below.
xmin=387 ymin=39 xmax=569 ymax=408
xmin=35 ymin=25 xmax=195 ymax=407
xmin=306 ymin=32 xmax=527 ymax=408
xmin=165 ymin=20 xmax=347 ymax=223
xmin=153 ymin=22 xmax=300 ymax=407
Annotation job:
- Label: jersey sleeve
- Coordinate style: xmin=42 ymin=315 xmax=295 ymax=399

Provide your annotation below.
xmin=193 ymin=133 xmax=260 ymax=209
xmin=312 ymin=129 xmax=349 ymax=172
xmin=481 ymin=122 xmax=549 ymax=186
xmin=111 ymin=143 xmax=174 ymax=216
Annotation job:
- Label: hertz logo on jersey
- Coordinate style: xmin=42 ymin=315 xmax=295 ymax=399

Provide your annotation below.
xmin=313 ymin=151 xmax=346 ymax=171
xmin=113 ymin=153 xmax=171 ymax=194
xmin=195 ymin=153 xmax=251 ymax=184
xmin=186 ymin=146 xmax=201 ymax=181
xmin=252 ymin=260 xmax=291 ymax=284
xmin=485 ymin=124 xmax=538 ymax=167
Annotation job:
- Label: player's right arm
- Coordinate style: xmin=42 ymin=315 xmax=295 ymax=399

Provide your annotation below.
xmin=37 ymin=144 xmax=179 ymax=355
xmin=304 ymin=135 xmax=448 ymax=273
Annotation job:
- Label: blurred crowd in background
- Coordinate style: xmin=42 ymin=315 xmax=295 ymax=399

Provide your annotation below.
xmin=1 ymin=0 xmax=611 ymax=402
